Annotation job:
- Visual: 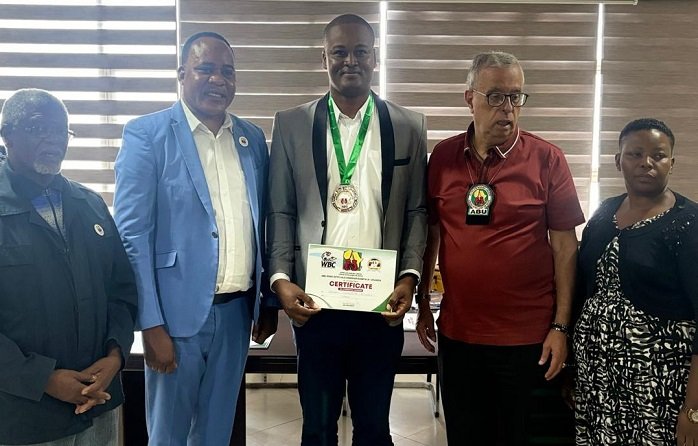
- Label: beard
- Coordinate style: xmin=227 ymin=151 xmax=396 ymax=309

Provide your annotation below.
xmin=34 ymin=160 xmax=62 ymax=175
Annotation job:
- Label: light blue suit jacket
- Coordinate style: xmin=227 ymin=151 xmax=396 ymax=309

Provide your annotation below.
xmin=114 ymin=101 xmax=272 ymax=338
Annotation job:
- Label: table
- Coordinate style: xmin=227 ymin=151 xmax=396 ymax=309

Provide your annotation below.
xmin=123 ymin=312 xmax=438 ymax=446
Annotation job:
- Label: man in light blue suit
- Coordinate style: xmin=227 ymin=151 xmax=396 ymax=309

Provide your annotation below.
xmin=114 ymin=32 xmax=278 ymax=446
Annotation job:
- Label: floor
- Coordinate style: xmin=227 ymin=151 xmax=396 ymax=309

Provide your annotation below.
xmin=245 ymin=373 xmax=447 ymax=446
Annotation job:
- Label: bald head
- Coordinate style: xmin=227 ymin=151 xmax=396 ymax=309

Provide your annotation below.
xmin=1 ymin=88 xmax=68 ymax=132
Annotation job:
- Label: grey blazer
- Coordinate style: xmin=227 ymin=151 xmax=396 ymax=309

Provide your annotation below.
xmin=267 ymin=92 xmax=428 ymax=289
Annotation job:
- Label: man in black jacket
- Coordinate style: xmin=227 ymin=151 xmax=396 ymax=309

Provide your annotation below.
xmin=0 ymin=89 xmax=137 ymax=445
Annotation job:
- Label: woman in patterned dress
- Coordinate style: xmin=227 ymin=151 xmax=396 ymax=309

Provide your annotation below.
xmin=574 ymin=118 xmax=698 ymax=445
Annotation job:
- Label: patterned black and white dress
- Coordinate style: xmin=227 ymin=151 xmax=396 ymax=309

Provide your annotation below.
xmin=574 ymin=211 xmax=696 ymax=445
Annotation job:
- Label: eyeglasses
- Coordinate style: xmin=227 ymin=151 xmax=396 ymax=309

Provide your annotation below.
xmin=21 ymin=124 xmax=75 ymax=140
xmin=472 ymin=90 xmax=529 ymax=107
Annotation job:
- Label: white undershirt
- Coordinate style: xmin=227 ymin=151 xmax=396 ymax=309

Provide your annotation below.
xmin=182 ymin=101 xmax=254 ymax=293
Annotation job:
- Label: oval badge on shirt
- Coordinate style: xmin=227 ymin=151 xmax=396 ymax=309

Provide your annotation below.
xmin=238 ymin=136 xmax=249 ymax=147
xmin=94 ymin=223 xmax=104 ymax=236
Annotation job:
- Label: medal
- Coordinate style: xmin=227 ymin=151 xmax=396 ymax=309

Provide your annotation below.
xmin=331 ymin=184 xmax=359 ymax=212
xmin=327 ymin=94 xmax=374 ymax=214
xmin=465 ymin=183 xmax=494 ymax=225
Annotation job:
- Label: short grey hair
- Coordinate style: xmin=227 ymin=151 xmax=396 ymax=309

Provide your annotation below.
xmin=0 ymin=88 xmax=68 ymax=131
xmin=465 ymin=51 xmax=523 ymax=90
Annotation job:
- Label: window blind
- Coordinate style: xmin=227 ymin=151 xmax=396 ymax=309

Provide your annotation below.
xmin=178 ymin=0 xmax=380 ymax=139
xmin=601 ymin=0 xmax=698 ymax=202
xmin=385 ymin=2 xmax=598 ymax=216
xmin=0 ymin=0 xmax=177 ymax=206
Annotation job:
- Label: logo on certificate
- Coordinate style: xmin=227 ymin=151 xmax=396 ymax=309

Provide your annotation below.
xmin=367 ymin=258 xmax=381 ymax=270
xmin=321 ymin=251 xmax=337 ymax=268
xmin=342 ymin=249 xmax=362 ymax=271
xmin=306 ymin=244 xmax=398 ymax=312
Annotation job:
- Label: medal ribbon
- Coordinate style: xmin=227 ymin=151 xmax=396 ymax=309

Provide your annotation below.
xmin=328 ymin=94 xmax=374 ymax=185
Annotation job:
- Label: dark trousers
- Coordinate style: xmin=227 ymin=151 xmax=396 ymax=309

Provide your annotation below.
xmin=293 ymin=310 xmax=404 ymax=446
xmin=438 ymin=333 xmax=543 ymax=446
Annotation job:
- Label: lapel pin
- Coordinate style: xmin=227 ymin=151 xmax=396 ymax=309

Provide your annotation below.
xmin=238 ymin=136 xmax=249 ymax=147
xmin=94 ymin=224 xmax=104 ymax=236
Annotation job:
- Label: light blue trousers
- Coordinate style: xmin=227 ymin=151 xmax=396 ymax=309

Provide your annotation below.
xmin=145 ymin=297 xmax=252 ymax=446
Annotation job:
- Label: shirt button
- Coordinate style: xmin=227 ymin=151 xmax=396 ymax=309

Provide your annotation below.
xmin=321 ymin=221 xmax=326 ymax=227
xmin=212 ymin=231 xmax=219 ymax=238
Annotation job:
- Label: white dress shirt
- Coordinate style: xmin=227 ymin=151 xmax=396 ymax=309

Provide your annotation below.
xmin=270 ymin=95 xmax=420 ymax=288
xmin=325 ymin=96 xmax=383 ymax=249
xmin=270 ymin=96 xmax=383 ymax=288
xmin=182 ymin=101 xmax=254 ymax=294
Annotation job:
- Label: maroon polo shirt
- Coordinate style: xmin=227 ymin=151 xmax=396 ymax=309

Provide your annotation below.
xmin=428 ymin=124 xmax=585 ymax=346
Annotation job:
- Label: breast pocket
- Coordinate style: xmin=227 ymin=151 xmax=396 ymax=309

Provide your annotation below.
xmin=0 ymin=245 xmax=32 ymax=267
xmin=82 ymin=219 xmax=119 ymax=281
xmin=0 ymin=245 xmax=39 ymax=316
xmin=391 ymin=157 xmax=412 ymax=191
xmin=86 ymin=219 xmax=118 ymax=263
xmin=393 ymin=156 xmax=411 ymax=167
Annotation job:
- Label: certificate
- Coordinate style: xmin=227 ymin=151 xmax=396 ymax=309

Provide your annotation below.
xmin=305 ymin=244 xmax=397 ymax=312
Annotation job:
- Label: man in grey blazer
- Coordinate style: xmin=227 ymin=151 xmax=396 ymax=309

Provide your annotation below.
xmin=267 ymin=13 xmax=427 ymax=446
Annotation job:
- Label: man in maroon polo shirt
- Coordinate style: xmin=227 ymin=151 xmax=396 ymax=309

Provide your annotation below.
xmin=416 ymin=51 xmax=584 ymax=445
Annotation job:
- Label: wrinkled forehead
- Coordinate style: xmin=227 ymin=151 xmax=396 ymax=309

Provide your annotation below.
xmin=186 ymin=37 xmax=234 ymax=65
xmin=11 ymin=101 xmax=68 ymax=126
xmin=474 ymin=65 xmax=525 ymax=90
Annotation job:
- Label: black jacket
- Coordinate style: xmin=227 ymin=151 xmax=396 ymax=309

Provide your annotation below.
xmin=576 ymin=192 xmax=698 ymax=351
xmin=0 ymin=162 xmax=137 ymax=444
